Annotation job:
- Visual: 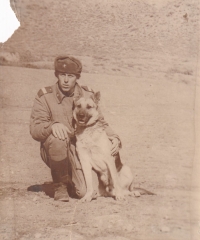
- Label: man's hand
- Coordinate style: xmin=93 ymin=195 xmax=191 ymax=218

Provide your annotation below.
xmin=51 ymin=123 xmax=70 ymax=141
xmin=109 ymin=137 xmax=121 ymax=156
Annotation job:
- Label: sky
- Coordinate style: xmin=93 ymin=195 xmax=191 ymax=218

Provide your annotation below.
xmin=0 ymin=0 xmax=20 ymax=43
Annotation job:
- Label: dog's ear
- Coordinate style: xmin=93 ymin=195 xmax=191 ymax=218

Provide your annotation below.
xmin=93 ymin=91 xmax=101 ymax=104
xmin=73 ymin=96 xmax=81 ymax=105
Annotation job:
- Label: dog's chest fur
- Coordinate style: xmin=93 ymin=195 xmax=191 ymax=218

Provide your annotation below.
xmin=75 ymin=122 xmax=106 ymax=147
xmin=76 ymin=122 xmax=111 ymax=173
xmin=75 ymin=121 xmax=111 ymax=171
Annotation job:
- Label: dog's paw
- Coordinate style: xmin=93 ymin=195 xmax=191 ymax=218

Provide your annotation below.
xmin=80 ymin=191 xmax=97 ymax=203
xmin=80 ymin=195 xmax=92 ymax=203
xmin=115 ymin=191 xmax=126 ymax=201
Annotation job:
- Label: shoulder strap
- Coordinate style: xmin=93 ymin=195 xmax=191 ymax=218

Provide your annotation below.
xmin=37 ymin=86 xmax=53 ymax=98
xmin=81 ymin=85 xmax=94 ymax=93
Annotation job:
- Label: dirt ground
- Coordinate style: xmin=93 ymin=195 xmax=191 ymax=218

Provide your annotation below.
xmin=1 ymin=52 xmax=200 ymax=240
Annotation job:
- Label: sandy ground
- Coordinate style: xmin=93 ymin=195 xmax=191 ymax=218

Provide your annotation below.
xmin=0 ymin=53 xmax=199 ymax=240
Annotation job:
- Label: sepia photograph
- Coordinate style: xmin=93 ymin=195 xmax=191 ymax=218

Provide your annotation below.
xmin=0 ymin=0 xmax=200 ymax=239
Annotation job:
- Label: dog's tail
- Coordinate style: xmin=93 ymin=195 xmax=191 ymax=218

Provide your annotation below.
xmin=129 ymin=181 xmax=155 ymax=195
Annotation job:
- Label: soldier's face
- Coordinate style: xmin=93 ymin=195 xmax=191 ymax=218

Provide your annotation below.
xmin=57 ymin=73 xmax=77 ymax=94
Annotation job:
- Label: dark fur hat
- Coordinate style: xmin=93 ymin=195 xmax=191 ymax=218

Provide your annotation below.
xmin=54 ymin=55 xmax=82 ymax=75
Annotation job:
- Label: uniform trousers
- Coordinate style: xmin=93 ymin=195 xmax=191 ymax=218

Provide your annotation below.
xmin=40 ymin=134 xmax=90 ymax=198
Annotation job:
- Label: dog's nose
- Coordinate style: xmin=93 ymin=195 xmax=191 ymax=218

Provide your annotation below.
xmin=78 ymin=112 xmax=85 ymax=118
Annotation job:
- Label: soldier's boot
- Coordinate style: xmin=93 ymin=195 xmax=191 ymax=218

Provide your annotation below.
xmin=53 ymin=182 xmax=69 ymax=202
xmin=52 ymin=171 xmax=71 ymax=202
xmin=51 ymin=159 xmax=72 ymax=202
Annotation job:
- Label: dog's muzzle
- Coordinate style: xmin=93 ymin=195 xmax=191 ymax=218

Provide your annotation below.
xmin=76 ymin=112 xmax=90 ymax=125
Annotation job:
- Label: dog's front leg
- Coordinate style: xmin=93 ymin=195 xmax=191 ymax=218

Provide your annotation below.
xmin=79 ymin=153 xmax=94 ymax=202
xmin=106 ymin=157 xmax=125 ymax=201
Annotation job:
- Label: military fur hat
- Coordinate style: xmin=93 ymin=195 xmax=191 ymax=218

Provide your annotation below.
xmin=54 ymin=55 xmax=82 ymax=74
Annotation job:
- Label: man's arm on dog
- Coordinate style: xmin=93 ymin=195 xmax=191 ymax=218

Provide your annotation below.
xmin=97 ymin=106 xmax=122 ymax=155
xmin=109 ymin=137 xmax=121 ymax=156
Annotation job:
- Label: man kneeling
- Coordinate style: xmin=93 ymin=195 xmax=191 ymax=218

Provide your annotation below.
xmin=30 ymin=55 xmax=121 ymax=202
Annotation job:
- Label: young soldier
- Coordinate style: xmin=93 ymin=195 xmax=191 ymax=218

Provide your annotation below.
xmin=30 ymin=55 xmax=121 ymax=202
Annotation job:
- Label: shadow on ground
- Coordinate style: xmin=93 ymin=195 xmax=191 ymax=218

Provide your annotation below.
xmin=27 ymin=181 xmax=78 ymax=199
xmin=27 ymin=182 xmax=55 ymax=198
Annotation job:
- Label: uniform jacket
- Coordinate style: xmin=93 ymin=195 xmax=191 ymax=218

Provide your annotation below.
xmin=30 ymin=82 xmax=120 ymax=143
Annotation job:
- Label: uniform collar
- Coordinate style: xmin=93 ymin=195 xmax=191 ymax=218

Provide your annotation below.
xmin=55 ymin=82 xmax=83 ymax=103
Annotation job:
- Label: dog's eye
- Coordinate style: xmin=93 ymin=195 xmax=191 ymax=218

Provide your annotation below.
xmin=87 ymin=105 xmax=92 ymax=109
xmin=76 ymin=104 xmax=81 ymax=108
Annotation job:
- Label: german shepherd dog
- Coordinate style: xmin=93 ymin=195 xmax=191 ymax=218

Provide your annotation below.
xmin=73 ymin=92 xmax=153 ymax=202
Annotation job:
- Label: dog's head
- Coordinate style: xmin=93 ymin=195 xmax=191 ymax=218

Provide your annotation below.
xmin=73 ymin=92 xmax=101 ymax=127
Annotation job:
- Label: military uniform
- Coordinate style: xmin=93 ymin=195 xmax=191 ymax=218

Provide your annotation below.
xmin=30 ymin=81 xmax=120 ymax=198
